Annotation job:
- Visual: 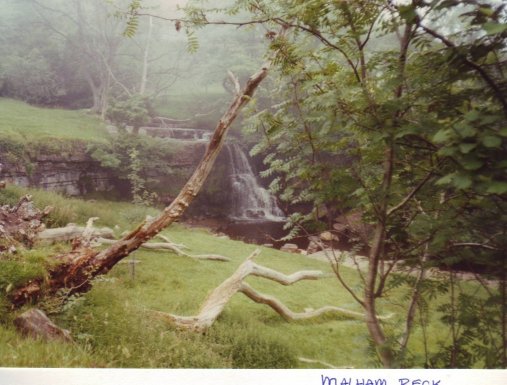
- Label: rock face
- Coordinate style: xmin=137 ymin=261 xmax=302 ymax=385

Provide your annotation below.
xmin=0 ymin=134 xmax=279 ymax=221
xmin=0 ymin=142 xmax=114 ymax=196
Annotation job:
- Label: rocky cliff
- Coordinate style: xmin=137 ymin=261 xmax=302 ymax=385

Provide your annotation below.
xmin=0 ymin=136 xmax=233 ymax=216
xmin=0 ymin=140 xmax=113 ymax=196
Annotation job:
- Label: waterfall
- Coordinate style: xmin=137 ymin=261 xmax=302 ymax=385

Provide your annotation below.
xmin=226 ymin=143 xmax=285 ymax=221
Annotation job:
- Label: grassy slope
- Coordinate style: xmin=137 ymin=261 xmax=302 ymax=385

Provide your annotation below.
xmin=0 ymin=186 xmax=452 ymax=368
xmin=0 ymin=98 xmax=108 ymax=144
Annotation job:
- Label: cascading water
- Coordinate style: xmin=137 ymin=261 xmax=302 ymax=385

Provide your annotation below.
xmin=226 ymin=143 xmax=285 ymax=221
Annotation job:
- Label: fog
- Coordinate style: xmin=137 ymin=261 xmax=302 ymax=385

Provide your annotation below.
xmin=0 ymin=0 xmax=266 ymax=117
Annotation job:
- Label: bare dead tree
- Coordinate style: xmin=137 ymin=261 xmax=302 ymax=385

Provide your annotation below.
xmin=153 ymin=250 xmax=389 ymax=332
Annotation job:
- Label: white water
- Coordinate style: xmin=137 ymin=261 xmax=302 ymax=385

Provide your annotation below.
xmin=226 ymin=143 xmax=285 ymax=222
xmin=141 ymin=127 xmax=212 ymax=141
xmin=166 ymin=128 xmax=212 ymax=141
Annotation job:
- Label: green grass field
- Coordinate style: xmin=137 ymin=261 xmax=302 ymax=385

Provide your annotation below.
xmin=0 ymin=185 xmax=453 ymax=368
xmin=0 ymin=98 xmax=108 ymax=144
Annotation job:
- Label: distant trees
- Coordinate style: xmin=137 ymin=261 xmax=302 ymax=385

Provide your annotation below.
xmin=0 ymin=0 xmax=124 ymax=113
xmin=0 ymin=1 xmax=186 ymax=117
xmin=0 ymin=0 xmax=267 ymax=123
xmin=0 ymin=1 xmax=87 ymax=106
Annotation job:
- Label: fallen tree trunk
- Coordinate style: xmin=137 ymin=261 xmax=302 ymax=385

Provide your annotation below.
xmin=39 ymin=223 xmax=229 ymax=261
xmin=38 ymin=225 xmax=115 ymax=243
xmin=154 ymin=250 xmax=377 ymax=333
xmin=95 ymin=237 xmax=230 ymax=262
xmin=9 ymin=64 xmax=269 ymax=308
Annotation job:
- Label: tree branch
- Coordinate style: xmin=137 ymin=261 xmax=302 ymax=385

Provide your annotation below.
xmin=417 ymin=22 xmax=507 ymax=115
xmin=387 ymin=170 xmax=434 ymax=217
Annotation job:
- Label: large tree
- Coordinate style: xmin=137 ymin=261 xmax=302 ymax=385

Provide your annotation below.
xmin=158 ymin=0 xmax=507 ymax=367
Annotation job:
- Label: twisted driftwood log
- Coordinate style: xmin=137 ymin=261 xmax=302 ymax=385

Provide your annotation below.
xmin=154 ymin=250 xmax=377 ymax=332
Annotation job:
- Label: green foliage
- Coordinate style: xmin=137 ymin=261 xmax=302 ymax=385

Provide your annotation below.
xmin=222 ymin=0 xmax=507 ymax=368
xmin=0 ymin=246 xmax=62 ymax=320
xmin=0 ymin=3 xmax=92 ymax=108
xmin=128 ymin=148 xmax=158 ymax=206
xmin=106 ymin=95 xmax=154 ymax=132
xmin=122 ymin=0 xmax=142 ymax=38
xmin=87 ymin=133 xmax=182 ymax=201
xmin=430 ymin=277 xmax=505 ymax=368
xmin=1 ymin=185 xmax=498 ymax=368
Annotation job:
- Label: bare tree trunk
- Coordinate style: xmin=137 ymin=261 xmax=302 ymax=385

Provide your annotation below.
xmin=365 ymin=221 xmax=393 ymax=368
xmin=9 ymin=64 xmax=269 ymax=308
xmin=399 ymin=247 xmax=429 ymax=355
xmin=139 ymin=16 xmax=153 ymax=96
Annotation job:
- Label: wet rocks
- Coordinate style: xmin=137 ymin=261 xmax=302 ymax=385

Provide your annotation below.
xmin=320 ymin=231 xmax=339 ymax=242
xmin=280 ymin=243 xmax=299 ymax=253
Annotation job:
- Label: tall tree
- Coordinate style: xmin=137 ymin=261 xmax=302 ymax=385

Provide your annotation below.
xmin=165 ymin=0 xmax=507 ymax=367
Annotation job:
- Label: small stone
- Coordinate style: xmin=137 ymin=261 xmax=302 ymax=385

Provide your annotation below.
xmin=262 ymin=243 xmax=274 ymax=248
xmin=332 ymin=223 xmax=348 ymax=232
xmin=14 ymin=308 xmax=72 ymax=342
xmin=280 ymin=243 xmax=299 ymax=253
xmin=307 ymin=240 xmax=321 ymax=254
xmin=319 ymin=231 xmax=338 ymax=242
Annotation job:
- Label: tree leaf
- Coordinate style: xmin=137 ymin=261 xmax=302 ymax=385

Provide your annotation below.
xmin=482 ymin=135 xmax=501 ymax=148
xmin=436 ymin=173 xmax=455 ymax=186
xmin=433 ymin=129 xmax=452 ymax=143
xmin=464 ymin=110 xmax=480 ymax=121
xmin=486 ymin=181 xmax=507 ymax=194
xmin=459 ymin=143 xmax=476 ymax=154
xmin=461 ymin=157 xmax=483 ymax=170
xmin=483 ymin=22 xmax=507 ymax=35
xmin=453 ymin=174 xmax=472 ymax=190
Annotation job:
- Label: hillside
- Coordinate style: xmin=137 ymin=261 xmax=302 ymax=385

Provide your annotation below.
xmin=0 ymin=98 xmax=109 ymax=144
